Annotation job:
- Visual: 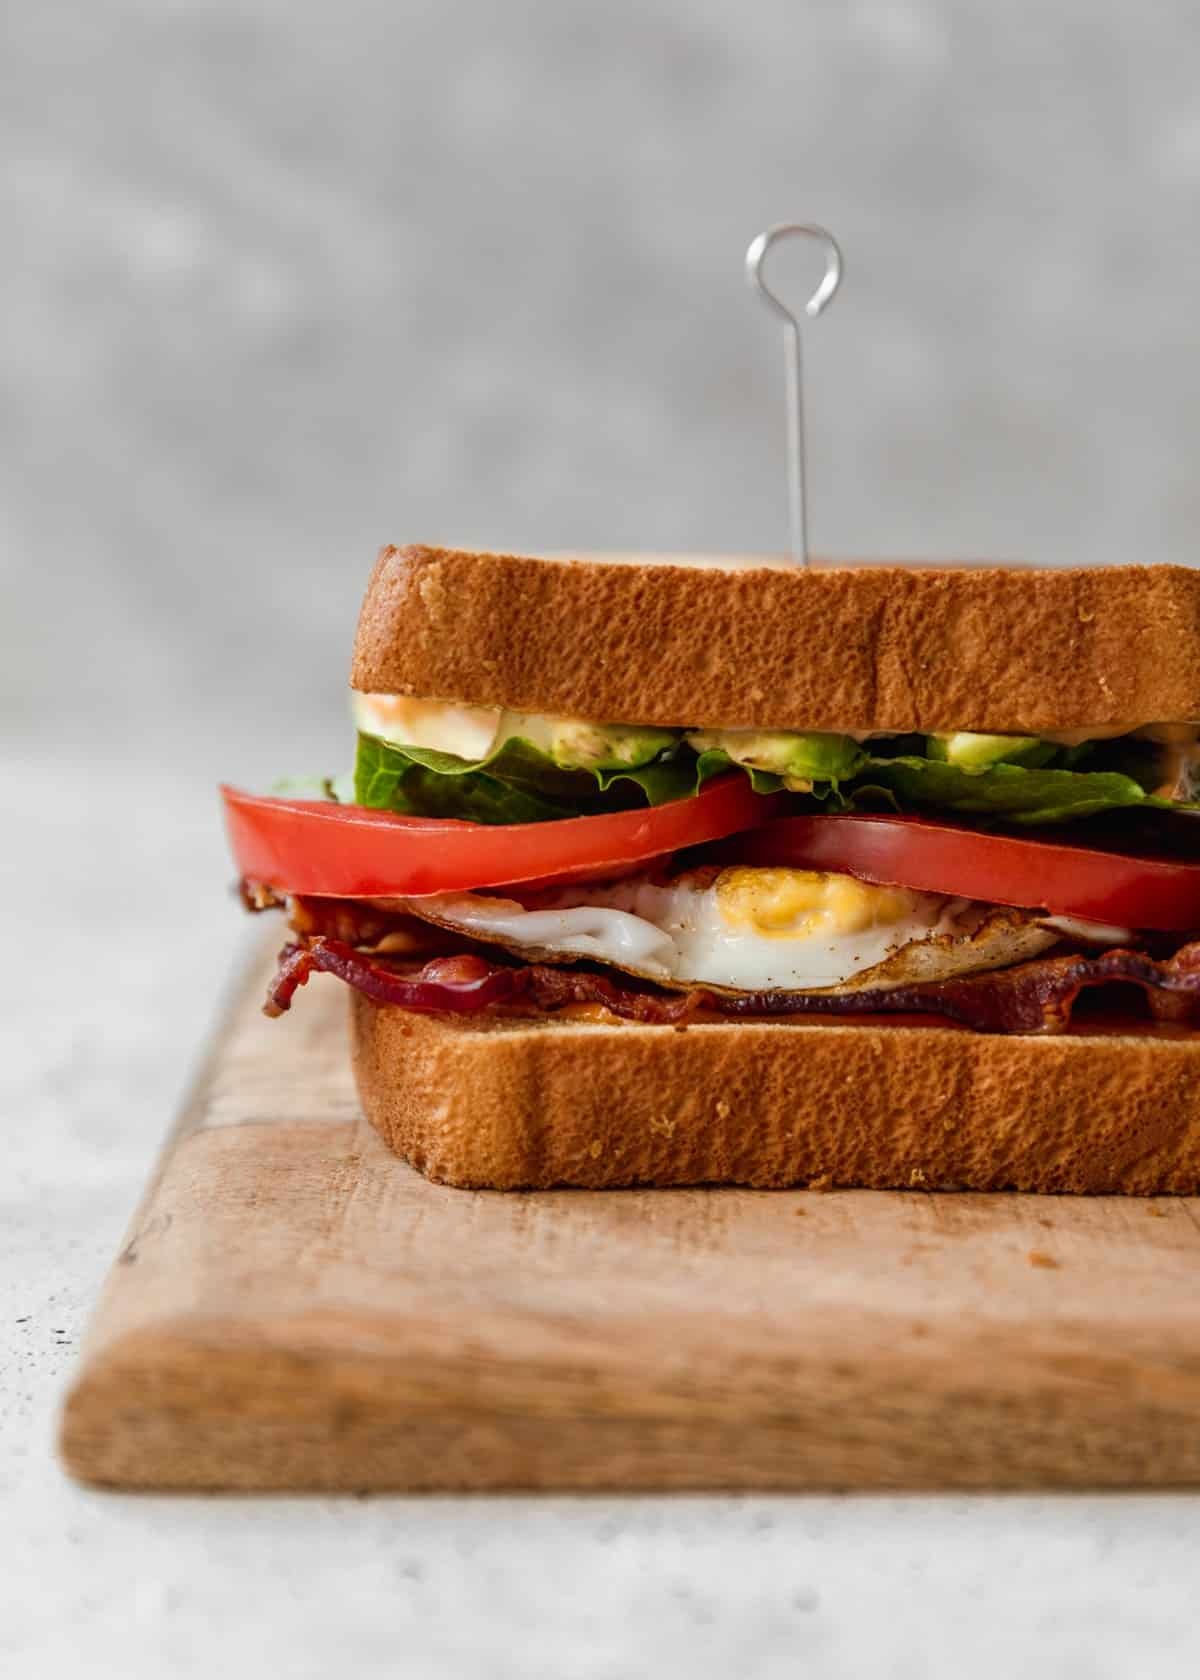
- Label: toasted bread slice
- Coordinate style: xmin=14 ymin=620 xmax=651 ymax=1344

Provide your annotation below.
xmin=349 ymin=996 xmax=1200 ymax=1194
xmin=350 ymin=546 xmax=1200 ymax=735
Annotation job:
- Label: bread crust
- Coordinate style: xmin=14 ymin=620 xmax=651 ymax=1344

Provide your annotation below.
xmin=350 ymin=998 xmax=1200 ymax=1193
xmin=350 ymin=545 xmax=1200 ymax=734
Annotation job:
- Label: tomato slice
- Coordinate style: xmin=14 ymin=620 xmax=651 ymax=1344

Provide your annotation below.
xmin=720 ymin=813 xmax=1200 ymax=932
xmin=222 ymin=776 xmax=774 ymax=898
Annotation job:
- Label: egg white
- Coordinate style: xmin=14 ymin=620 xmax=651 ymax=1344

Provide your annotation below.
xmin=397 ymin=869 xmax=1089 ymax=993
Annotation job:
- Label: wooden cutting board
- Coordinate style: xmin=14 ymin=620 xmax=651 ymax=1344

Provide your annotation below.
xmin=61 ymin=939 xmax=1200 ymax=1492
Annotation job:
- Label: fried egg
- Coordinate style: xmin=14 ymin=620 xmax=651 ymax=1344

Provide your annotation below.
xmin=396 ymin=867 xmax=1120 ymax=994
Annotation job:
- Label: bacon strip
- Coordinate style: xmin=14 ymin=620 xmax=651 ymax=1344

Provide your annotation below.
xmin=265 ymin=944 xmax=522 ymax=1018
xmin=264 ymin=935 xmax=1200 ymax=1035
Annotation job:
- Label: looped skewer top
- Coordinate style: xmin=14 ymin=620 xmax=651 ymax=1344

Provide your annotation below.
xmin=745 ymin=223 xmax=844 ymax=567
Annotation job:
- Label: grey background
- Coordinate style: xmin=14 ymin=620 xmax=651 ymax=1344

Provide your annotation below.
xmin=4 ymin=4 xmax=1200 ymax=1675
xmin=8 ymin=0 xmax=1200 ymax=767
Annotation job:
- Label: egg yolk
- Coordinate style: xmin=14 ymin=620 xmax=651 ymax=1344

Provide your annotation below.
xmin=714 ymin=867 xmax=923 ymax=938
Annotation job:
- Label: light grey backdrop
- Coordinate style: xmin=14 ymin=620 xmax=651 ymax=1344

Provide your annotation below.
xmin=6 ymin=0 xmax=1200 ymax=768
xmin=5 ymin=7 xmax=1200 ymax=1677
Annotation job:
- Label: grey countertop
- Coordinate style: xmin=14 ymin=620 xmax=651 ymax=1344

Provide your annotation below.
xmin=6 ymin=749 xmax=1200 ymax=1680
xmin=7 ymin=779 xmax=1196 ymax=1673
xmin=3 ymin=754 xmax=1199 ymax=1679
xmin=6 ymin=2 xmax=1200 ymax=1672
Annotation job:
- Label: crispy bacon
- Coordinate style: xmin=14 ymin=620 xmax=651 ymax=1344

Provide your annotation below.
xmin=265 ymin=944 xmax=524 ymax=1018
xmin=264 ymin=935 xmax=1200 ymax=1035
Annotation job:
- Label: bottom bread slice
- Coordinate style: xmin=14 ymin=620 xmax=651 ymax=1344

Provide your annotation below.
xmin=349 ymin=996 xmax=1200 ymax=1193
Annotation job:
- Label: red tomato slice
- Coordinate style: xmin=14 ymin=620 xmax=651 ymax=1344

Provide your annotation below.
xmin=720 ymin=813 xmax=1200 ymax=932
xmin=222 ymin=776 xmax=774 ymax=898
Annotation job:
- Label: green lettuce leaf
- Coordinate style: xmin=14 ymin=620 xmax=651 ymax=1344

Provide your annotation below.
xmin=691 ymin=750 xmax=785 ymax=796
xmin=354 ymin=734 xmax=573 ymax=823
xmin=356 ymin=733 xmax=708 ymax=823
xmin=856 ymin=755 xmax=1181 ymax=825
xmin=352 ymin=733 xmax=796 ymax=823
xmin=340 ymin=729 xmax=1198 ymax=828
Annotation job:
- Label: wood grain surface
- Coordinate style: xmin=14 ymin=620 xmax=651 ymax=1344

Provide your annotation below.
xmin=60 ymin=941 xmax=1200 ymax=1491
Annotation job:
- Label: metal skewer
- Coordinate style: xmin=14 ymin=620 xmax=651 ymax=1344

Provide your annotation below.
xmin=745 ymin=223 xmax=843 ymax=567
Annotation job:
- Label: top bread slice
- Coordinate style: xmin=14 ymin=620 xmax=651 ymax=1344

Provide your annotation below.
xmin=350 ymin=545 xmax=1200 ymax=734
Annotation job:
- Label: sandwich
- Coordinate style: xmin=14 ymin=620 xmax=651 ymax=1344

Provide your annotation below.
xmin=222 ymin=544 xmax=1200 ymax=1193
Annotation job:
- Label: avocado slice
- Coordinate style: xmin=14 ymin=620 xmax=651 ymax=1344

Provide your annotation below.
xmin=686 ymin=729 xmax=865 ymax=791
xmin=505 ymin=712 xmax=680 ymax=771
xmin=925 ymin=732 xmax=1052 ymax=771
